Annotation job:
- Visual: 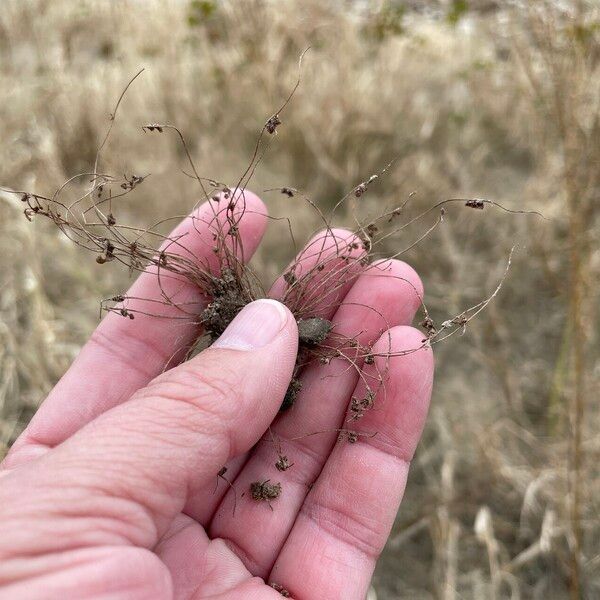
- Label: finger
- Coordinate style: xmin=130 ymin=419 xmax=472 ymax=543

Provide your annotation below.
xmin=4 ymin=190 xmax=268 ymax=470
xmin=208 ymin=260 xmax=423 ymax=577
xmin=183 ymin=228 xmax=367 ymax=524
xmin=0 ymin=300 xmax=297 ymax=568
xmin=269 ymin=326 xmax=434 ymax=599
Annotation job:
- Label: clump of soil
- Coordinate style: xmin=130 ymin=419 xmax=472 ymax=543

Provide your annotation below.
xmin=297 ymin=317 xmax=332 ymax=346
xmin=281 ymin=378 xmax=303 ymax=411
xmin=200 ymin=268 xmax=251 ymax=340
xmin=279 ymin=317 xmax=333 ymax=411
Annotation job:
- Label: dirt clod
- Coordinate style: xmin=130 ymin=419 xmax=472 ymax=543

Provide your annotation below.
xmin=297 ymin=317 xmax=332 ymax=346
xmin=281 ymin=378 xmax=302 ymax=411
xmin=200 ymin=268 xmax=248 ymax=340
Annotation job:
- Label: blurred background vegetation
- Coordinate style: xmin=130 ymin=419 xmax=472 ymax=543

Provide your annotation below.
xmin=1 ymin=1 xmax=599 ymax=598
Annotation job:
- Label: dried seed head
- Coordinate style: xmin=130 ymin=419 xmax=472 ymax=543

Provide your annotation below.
xmin=354 ymin=175 xmax=378 ymax=197
xmin=275 ymin=455 xmax=293 ymax=471
xmin=349 ymin=390 xmax=375 ymax=420
xmin=338 ymin=430 xmax=359 ymax=443
xmin=143 ymin=123 xmax=164 ymax=133
xmin=366 ymin=223 xmax=378 ymax=237
xmin=96 ymin=241 xmax=115 ymax=264
xmin=283 ymin=270 xmax=297 ymax=286
xmin=466 ymin=199 xmax=485 ymax=209
xmin=420 ymin=316 xmax=436 ymax=335
xmin=452 ymin=314 xmax=468 ymax=326
xmin=266 ymin=114 xmax=282 ymax=134
xmin=354 ymin=183 xmax=367 ymax=197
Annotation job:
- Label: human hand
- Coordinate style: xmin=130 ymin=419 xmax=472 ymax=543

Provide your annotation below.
xmin=0 ymin=191 xmax=433 ymax=600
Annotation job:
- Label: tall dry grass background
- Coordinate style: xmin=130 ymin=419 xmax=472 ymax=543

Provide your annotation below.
xmin=1 ymin=1 xmax=599 ymax=598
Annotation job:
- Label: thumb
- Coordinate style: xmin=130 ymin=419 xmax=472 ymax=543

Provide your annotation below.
xmin=0 ymin=299 xmax=298 ymax=560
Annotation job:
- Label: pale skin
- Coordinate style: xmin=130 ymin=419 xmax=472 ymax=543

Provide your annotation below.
xmin=0 ymin=191 xmax=434 ymax=599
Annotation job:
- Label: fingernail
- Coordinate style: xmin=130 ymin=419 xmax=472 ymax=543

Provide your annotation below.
xmin=212 ymin=299 xmax=288 ymax=351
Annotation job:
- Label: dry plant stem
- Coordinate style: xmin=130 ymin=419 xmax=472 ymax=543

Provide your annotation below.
xmin=91 ymin=68 xmax=146 ymax=201
xmin=214 ymin=467 xmax=237 ymax=516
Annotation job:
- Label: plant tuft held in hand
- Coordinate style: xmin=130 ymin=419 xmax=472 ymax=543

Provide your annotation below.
xmin=2 ymin=64 xmax=542 ymax=514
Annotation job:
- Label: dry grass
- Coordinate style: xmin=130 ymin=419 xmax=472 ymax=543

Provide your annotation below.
xmin=1 ymin=1 xmax=599 ymax=598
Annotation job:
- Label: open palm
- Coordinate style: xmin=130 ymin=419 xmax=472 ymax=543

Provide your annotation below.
xmin=0 ymin=191 xmax=433 ymax=599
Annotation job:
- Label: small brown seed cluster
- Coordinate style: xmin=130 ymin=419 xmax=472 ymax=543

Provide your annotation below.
xmin=420 ymin=316 xmax=436 ymax=336
xmin=142 ymin=123 xmax=164 ymax=133
xmin=349 ymin=390 xmax=375 ymax=420
xmin=338 ymin=430 xmax=359 ymax=443
xmin=465 ymin=199 xmax=485 ymax=209
xmin=266 ymin=114 xmax=282 ymax=134
xmin=275 ymin=455 xmax=294 ymax=471
xmin=250 ymin=480 xmax=282 ymax=503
